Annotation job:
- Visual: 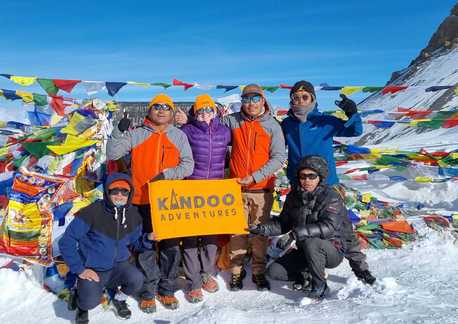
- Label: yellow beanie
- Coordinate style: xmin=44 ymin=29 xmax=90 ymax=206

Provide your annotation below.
xmin=147 ymin=93 xmax=175 ymax=111
xmin=193 ymin=94 xmax=216 ymax=113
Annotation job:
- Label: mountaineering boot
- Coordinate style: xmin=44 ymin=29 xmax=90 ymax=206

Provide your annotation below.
xmin=67 ymin=289 xmax=77 ymax=311
xmin=306 ymin=281 xmax=330 ymax=299
xmin=354 ymin=270 xmax=376 ymax=285
xmin=185 ymin=288 xmax=204 ymax=303
xmin=229 ymin=269 xmax=246 ymax=291
xmin=252 ymin=273 xmax=271 ymax=291
xmin=75 ymin=307 xmax=89 ymax=324
xmin=292 ymin=272 xmax=312 ymax=292
xmin=201 ymin=273 xmax=219 ymax=293
xmin=112 ymin=299 xmax=132 ymax=319
xmin=156 ymin=294 xmax=179 ymax=310
xmin=139 ymin=297 xmax=156 ymax=314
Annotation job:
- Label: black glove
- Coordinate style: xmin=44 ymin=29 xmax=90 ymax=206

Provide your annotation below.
xmin=335 ymin=94 xmax=357 ymax=118
xmin=151 ymin=173 xmax=165 ymax=182
xmin=247 ymin=224 xmax=270 ymax=236
xmin=118 ymin=114 xmax=131 ymax=132
xmin=276 ymin=232 xmax=295 ymax=250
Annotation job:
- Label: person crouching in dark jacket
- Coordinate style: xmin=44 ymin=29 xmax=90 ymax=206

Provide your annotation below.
xmin=59 ymin=173 xmax=155 ymax=323
xmin=248 ymin=156 xmax=345 ymax=299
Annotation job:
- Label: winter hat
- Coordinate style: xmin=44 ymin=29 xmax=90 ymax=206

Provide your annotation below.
xmin=296 ymin=155 xmax=328 ymax=181
xmin=193 ymin=94 xmax=217 ymax=113
xmin=108 ymin=179 xmax=131 ymax=191
xmin=290 ymin=80 xmax=316 ymax=100
xmin=241 ymin=84 xmax=265 ymax=98
xmin=147 ymin=93 xmax=175 ymax=111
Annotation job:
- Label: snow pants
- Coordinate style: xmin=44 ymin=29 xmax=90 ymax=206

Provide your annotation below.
xmin=136 ymin=204 xmax=181 ymax=297
xmin=77 ymin=261 xmax=144 ymax=311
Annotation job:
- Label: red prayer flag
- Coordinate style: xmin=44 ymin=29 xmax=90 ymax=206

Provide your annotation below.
xmin=53 ymin=79 xmax=81 ymax=93
xmin=172 ymin=79 xmax=194 ymax=90
xmin=279 ymin=84 xmax=292 ymax=89
xmin=382 ymin=85 xmax=408 ymax=95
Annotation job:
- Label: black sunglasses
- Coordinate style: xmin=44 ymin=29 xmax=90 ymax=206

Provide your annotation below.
xmin=109 ymin=188 xmax=130 ymax=196
xmin=298 ymin=173 xmax=319 ymax=180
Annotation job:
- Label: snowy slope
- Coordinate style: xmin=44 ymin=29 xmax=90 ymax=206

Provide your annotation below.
xmin=1 ymin=223 xmax=457 ymax=324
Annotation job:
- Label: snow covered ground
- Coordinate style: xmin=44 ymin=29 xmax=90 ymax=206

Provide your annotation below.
xmin=0 ymin=222 xmax=457 ymax=324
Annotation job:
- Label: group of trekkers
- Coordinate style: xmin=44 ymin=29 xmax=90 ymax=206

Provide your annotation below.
xmin=58 ymin=80 xmax=376 ymax=323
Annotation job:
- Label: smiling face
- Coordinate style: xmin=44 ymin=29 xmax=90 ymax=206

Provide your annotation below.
xmin=298 ymin=168 xmax=320 ymax=192
xmin=109 ymin=188 xmax=130 ymax=207
xmin=241 ymin=94 xmax=265 ymax=117
xmin=148 ymin=103 xmax=174 ymax=125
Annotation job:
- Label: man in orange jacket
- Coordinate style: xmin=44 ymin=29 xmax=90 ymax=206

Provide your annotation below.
xmin=224 ymin=84 xmax=287 ymax=291
xmin=107 ymin=93 xmax=194 ymax=312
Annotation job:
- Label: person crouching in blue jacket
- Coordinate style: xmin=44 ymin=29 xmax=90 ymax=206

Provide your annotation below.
xmin=59 ymin=173 xmax=155 ymax=324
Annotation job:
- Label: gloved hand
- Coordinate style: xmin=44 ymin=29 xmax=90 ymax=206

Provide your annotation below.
xmin=276 ymin=232 xmax=296 ymax=250
xmin=335 ymin=94 xmax=358 ymax=118
xmin=247 ymin=224 xmax=270 ymax=236
xmin=118 ymin=113 xmax=131 ymax=132
xmin=151 ymin=173 xmax=165 ymax=182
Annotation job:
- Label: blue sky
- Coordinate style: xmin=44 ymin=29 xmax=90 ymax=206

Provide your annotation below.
xmin=0 ymin=0 xmax=455 ymax=119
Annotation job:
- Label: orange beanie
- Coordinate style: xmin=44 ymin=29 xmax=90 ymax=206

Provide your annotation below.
xmin=147 ymin=93 xmax=175 ymax=111
xmin=108 ymin=180 xmax=131 ymax=191
xmin=193 ymin=94 xmax=216 ymax=113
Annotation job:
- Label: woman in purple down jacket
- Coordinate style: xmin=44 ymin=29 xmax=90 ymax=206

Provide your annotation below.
xmin=180 ymin=94 xmax=231 ymax=303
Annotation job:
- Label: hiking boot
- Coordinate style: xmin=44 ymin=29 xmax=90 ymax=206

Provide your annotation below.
xmin=252 ymin=273 xmax=270 ymax=291
xmin=292 ymin=272 xmax=311 ymax=291
xmin=75 ymin=307 xmax=89 ymax=324
xmin=185 ymin=289 xmax=203 ymax=303
xmin=354 ymin=270 xmax=376 ymax=285
xmin=139 ymin=298 xmax=156 ymax=314
xmin=112 ymin=299 xmax=132 ymax=319
xmin=306 ymin=281 xmax=330 ymax=300
xmin=156 ymin=294 xmax=179 ymax=310
xmin=229 ymin=269 xmax=246 ymax=291
xmin=67 ymin=289 xmax=77 ymax=311
xmin=202 ymin=273 xmax=219 ymax=293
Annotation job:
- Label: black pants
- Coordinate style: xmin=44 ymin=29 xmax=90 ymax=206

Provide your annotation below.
xmin=268 ymin=238 xmax=343 ymax=286
xmin=344 ymin=230 xmax=369 ymax=273
xmin=136 ymin=204 xmax=181 ymax=297
xmin=77 ymin=261 xmax=144 ymax=311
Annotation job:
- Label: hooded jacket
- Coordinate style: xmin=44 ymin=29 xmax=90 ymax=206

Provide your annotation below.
xmin=107 ymin=118 xmax=194 ymax=205
xmin=58 ymin=173 xmax=153 ymax=275
xmin=181 ymin=115 xmax=231 ymax=180
xmin=223 ymin=102 xmax=287 ymax=191
xmin=281 ymin=105 xmax=363 ymax=186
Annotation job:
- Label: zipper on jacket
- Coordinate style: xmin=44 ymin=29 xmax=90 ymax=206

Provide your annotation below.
xmin=207 ymin=126 xmax=213 ymax=179
xmin=113 ymin=208 xmax=120 ymax=264
xmin=161 ymin=144 xmax=165 ymax=170
xmin=154 ymin=132 xmax=163 ymax=176
xmin=253 ymin=132 xmax=258 ymax=153
xmin=246 ymin=122 xmax=252 ymax=174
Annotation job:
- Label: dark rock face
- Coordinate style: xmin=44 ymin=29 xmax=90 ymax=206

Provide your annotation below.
xmin=388 ymin=4 xmax=458 ymax=84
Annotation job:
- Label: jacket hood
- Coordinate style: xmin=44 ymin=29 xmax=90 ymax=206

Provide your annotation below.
xmin=296 ymin=155 xmax=329 ymax=182
xmin=104 ymin=172 xmax=134 ymax=209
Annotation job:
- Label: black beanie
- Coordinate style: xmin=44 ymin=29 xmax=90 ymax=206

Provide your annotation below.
xmin=290 ymin=80 xmax=316 ymax=99
xmin=296 ymin=155 xmax=328 ymax=181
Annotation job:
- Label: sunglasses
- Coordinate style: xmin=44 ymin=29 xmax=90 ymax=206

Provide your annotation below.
xmin=108 ymin=188 xmax=130 ymax=196
xmin=241 ymin=95 xmax=262 ymax=104
xmin=196 ymin=107 xmax=215 ymax=114
xmin=298 ymin=173 xmax=319 ymax=180
xmin=151 ymin=103 xmax=173 ymax=112
xmin=292 ymin=93 xmax=312 ymax=102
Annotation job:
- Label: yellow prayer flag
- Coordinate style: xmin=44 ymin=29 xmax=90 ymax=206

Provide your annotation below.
xmin=16 ymin=90 xmax=34 ymax=103
xmin=451 ymin=153 xmax=458 ymax=159
xmin=414 ymin=176 xmax=432 ymax=183
xmin=0 ymin=89 xmax=3 ymax=97
xmin=340 ymin=86 xmax=364 ymax=96
xmin=10 ymin=76 xmax=37 ymax=86
xmin=361 ymin=193 xmax=372 ymax=203
xmin=455 ymin=86 xmax=458 ymax=96
xmin=47 ymin=135 xmax=98 ymax=155
xmin=409 ymin=119 xmax=432 ymax=126
xmin=331 ymin=111 xmax=348 ymax=120
xmin=61 ymin=112 xmax=87 ymax=135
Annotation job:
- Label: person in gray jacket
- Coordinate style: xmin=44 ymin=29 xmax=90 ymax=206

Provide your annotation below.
xmin=107 ymin=93 xmax=194 ymax=312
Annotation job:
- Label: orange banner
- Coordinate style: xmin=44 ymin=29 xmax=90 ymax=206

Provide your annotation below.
xmin=148 ymin=179 xmax=247 ymax=240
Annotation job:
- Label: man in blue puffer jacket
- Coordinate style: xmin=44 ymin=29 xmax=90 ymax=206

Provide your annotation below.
xmin=59 ymin=173 xmax=155 ymax=324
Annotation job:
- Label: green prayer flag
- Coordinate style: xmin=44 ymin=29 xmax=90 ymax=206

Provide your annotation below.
xmin=37 ymin=78 xmax=58 ymax=95
xmin=362 ymin=87 xmax=384 ymax=93
xmin=33 ymin=94 xmax=48 ymax=106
